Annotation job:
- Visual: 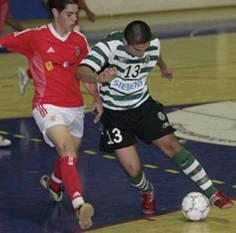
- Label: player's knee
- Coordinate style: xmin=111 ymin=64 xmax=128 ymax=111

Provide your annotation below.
xmin=158 ymin=140 xmax=181 ymax=157
xmin=153 ymin=134 xmax=181 ymax=156
xmin=58 ymin=143 xmax=76 ymax=156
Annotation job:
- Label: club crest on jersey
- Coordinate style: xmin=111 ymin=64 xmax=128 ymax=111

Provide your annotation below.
xmin=144 ymin=55 xmax=151 ymax=63
xmin=75 ymin=47 xmax=80 ymax=56
xmin=157 ymin=112 xmax=166 ymax=121
xmin=115 ymin=55 xmax=128 ymax=63
xmin=63 ymin=62 xmax=69 ymax=68
xmin=44 ymin=61 xmax=54 ymax=71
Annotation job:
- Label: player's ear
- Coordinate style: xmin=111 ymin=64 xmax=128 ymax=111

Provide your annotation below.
xmin=51 ymin=8 xmax=59 ymax=18
xmin=123 ymin=39 xmax=128 ymax=47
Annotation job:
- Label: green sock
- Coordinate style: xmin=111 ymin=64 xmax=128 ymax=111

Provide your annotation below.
xmin=128 ymin=171 xmax=152 ymax=192
xmin=172 ymin=147 xmax=217 ymax=197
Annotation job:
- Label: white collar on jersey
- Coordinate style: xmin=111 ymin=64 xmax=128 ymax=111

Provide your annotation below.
xmin=48 ymin=23 xmax=72 ymax=42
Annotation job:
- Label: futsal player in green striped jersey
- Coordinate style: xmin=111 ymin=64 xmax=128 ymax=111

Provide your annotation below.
xmin=78 ymin=20 xmax=233 ymax=214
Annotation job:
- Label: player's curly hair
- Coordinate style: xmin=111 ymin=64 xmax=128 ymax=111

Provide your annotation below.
xmin=46 ymin=0 xmax=77 ymax=12
xmin=124 ymin=20 xmax=152 ymax=45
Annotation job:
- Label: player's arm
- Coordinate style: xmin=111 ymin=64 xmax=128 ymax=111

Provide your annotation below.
xmin=5 ymin=11 xmax=24 ymax=31
xmin=77 ymin=37 xmax=115 ymax=82
xmin=77 ymin=65 xmax=117 ymax=83
xmin=78 ymin=64 xmax=116 ymax=123
xmin=78 ymin=0 xmax=96 ymax=22
xmin=0 ymin=30 xmax=33 ymax=57
xmin=83 ymin=81 xmax=103 ymax=123
xmin=156 ymin=54 xmax=173 ymax=80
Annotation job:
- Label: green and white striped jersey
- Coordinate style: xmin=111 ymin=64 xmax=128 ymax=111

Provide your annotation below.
xmin=81 ymin=31 xmax=161 ymax=110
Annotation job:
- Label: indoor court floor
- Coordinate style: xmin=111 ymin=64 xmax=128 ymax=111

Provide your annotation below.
xmin=0 ymin=6 xmax=236 ymax=233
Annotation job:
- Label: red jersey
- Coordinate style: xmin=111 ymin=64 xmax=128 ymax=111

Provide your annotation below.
xmin=0 ymin=24 xmax=89 ymax=108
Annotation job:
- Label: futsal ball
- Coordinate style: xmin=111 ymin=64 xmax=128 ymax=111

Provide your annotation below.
xmin=181 ymin=192 xmax=210 ymax=221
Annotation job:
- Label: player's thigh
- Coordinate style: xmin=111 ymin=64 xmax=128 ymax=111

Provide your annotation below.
xmin=32 ymin=105 xmax=66 ymax=146
xmin=32 ymin=104 xmax=80 ymax=152
xmin=137 ymin=104 xmax=175 ymax=143
xmin=67 ymin=107 xmax=84 ymax=140
xmin=46 ymin=124 xmax=76 ymax=153
xmin=100 ymin=122 xmax=137 ymax=152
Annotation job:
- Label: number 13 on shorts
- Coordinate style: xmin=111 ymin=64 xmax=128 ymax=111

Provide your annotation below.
xmin=106 ymin=128 xmax=123 ymax=144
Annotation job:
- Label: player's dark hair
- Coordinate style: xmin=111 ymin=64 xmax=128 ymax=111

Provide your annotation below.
xmin=48 ymin=0 xmax=77 ymax=12
xmin=124 ymin=20 xmax=152 ymax=45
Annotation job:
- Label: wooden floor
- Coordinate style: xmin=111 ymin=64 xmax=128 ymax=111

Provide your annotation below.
xmin=0 ymin=7 xmax=236 ymax=233
xmin=1 ymin=33 xmax=236 ymax=119
xmin=88 ymin=202 xmax=236 ymax=233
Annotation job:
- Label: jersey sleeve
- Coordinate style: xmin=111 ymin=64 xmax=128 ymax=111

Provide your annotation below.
xmin=80 ymin=40 xmax=111 ymax=72
xmin=79 ymin=35 xmax=90 ymax=62
xmin=0 ymin=29 xmax=34 ymax=58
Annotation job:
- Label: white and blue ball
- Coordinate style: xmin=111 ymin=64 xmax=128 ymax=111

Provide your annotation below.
xmin=181 ymin=192 xmax=210 ymax=221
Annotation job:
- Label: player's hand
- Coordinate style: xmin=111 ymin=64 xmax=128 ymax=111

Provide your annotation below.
xmin=97 ymin=67 xmax=117 ymax=83
xmin=87 ymin=11 xmax=96 ymax=22
xmin=92 ymin=98 xmax=103 ymax=124
xmin=160 ymin=67 xmax=173 ymax=81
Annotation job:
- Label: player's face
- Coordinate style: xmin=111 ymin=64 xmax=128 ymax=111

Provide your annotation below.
xmin=57 ymin=4 xmax=78 ymax=33
xmin=126 ymin=42 xmax=150 ymax=58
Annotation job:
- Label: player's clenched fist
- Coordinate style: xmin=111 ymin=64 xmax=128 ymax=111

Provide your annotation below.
xmin=97 ymin=67 xmax=117 ymax=83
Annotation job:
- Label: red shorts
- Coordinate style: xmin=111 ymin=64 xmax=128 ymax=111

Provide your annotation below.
xmin=0 ymin=0 xmax=9 ymax=34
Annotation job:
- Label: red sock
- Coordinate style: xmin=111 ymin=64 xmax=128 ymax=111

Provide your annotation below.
xmin=49 ymin=157 xmax=62 ymax=192
xmin=61 ymin=156 xmax=84 ymax=208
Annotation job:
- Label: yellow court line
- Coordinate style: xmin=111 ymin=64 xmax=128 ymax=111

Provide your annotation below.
xmin=31 ymin=138 xmax=42 ymax=142
xmin=103 ymin=155 xmax=116 ymax=160
xmin=13 ymin=134 xmax=26 ymax=139
xmin=0 ymin=130 xmax=9 ymax=135
xmin=84 ymin=150 xmax=97 ymax=155
xmin=165 ymin=169 xmax=180 ymax=174
xmin=212 ymin=180 xmax=225 ymax=185
xmin=144 ymin=164 xmax=158 ymax=169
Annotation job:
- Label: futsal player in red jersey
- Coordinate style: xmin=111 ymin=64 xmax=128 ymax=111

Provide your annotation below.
xmin=0 ymin=0 xmax=116 ymax=229
xmin=18 ymin=0 xmax=96 ymax=95
xmin=18 ymin=0 xmax=96 ymax=94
